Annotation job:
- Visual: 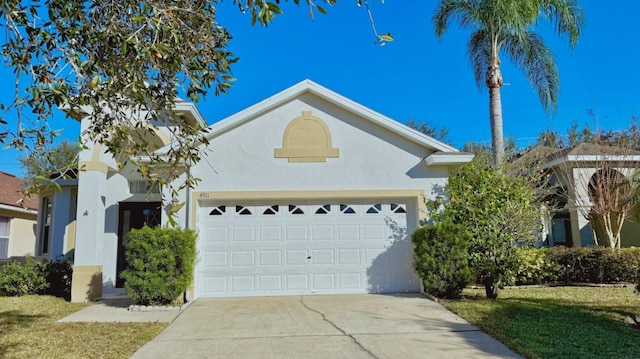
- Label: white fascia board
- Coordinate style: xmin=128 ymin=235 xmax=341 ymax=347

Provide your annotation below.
xmin=545 ymin=154 xmax=640 ymax=168
xmin=205 ymin=79 xmax=461 ymax=153
xmin=424 ymin=152 xmax=475 ymax=166
xmin=173 ymin=101 xmax=207 ymax=127
xmin=0 ymin=203 xmax=37 ymax=215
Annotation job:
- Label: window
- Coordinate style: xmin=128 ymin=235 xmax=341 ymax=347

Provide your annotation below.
xmin=236 ymin=206 xmax=252 ymax=215
xmin=209 ymin=206 xmax=226 ymax=215
xmin=366 ymin=204 xmax=382 ymax=214
xmin=40 ymin=197 xmax=53 ymax=255
xmin=289 ymin=205 xmax=304 ymax=215
xmin=0 ymin=216 xmax=9 ymax=259
xmin=263 ymin=205 xmax=279 ymax=215
xmin=390 ymin=204 xmax=406 ymax=214
xmin=129 ymin=180 xmax=161 ymax=194
xmin=340 ymin=204 xmax=355 ymax=214
xmin=315 ymin=204 xmax=331 ymax=214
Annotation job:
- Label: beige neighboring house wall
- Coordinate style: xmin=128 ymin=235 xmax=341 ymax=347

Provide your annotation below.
xmin=0 ymin=172 xmax=38 ymax=259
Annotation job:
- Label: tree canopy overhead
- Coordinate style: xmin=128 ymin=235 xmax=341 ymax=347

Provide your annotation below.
xmin=0 ymin=0 xmax=391 ymax=198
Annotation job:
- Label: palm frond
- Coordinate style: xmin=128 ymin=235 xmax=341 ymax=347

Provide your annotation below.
xmin=502 ymin=31 xmax=559 ymax=113
xmin=433 ymin=0 xmax=482 ymax=39
xmin=537 ymin=0 xmax=586 ymax=47
xmin=467 ymin=29 xmax=491 ymax=90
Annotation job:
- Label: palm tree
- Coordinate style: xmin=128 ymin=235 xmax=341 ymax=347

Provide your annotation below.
xmin=433 ymin=0 xmax=585 ymax=164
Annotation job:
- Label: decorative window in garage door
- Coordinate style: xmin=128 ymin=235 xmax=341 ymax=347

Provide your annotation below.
xmin=263 ymin=205 xmax=279 ymax=215
xmin=209 ymin=206 xmax=226 ymax=216
xmin=315 ymin=204 xmax=331 ymax=214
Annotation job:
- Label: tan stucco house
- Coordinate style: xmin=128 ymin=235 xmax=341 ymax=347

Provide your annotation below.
xmin=0 ymin=171 xmax=38 ymax=260
xmin=521 ymin=143 xmax=640 ymax=248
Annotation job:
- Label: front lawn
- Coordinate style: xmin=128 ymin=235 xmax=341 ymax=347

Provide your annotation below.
xmin=0 ymin=295 xmax=166 ymax=358
xmin=442 ymin=287 xmax=640 ymax=359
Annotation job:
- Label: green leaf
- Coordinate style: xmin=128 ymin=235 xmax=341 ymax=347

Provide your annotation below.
xmin=379 ymin=33 xmax=394 ymax=42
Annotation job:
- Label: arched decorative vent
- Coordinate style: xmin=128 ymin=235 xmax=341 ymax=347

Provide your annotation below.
xmin=274 ymin=111 xmax=340 ymax=163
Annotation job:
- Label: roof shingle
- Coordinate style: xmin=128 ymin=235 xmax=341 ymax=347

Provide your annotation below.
xmin=0 ymin=171 xmax=38 ymax=210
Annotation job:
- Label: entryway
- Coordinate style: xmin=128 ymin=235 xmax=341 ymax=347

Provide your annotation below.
xmin=116 ymin=202 xmax=161 ymax=288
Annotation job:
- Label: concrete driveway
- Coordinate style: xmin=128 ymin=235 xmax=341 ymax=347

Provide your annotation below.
xmin=131 ymin=294 xmax=521 ymax=359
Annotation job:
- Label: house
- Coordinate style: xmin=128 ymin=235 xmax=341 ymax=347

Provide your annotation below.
xmin=519 ymin=143 xmax=640 ymax=248
xmin=0 ymin=171 xmax=38 ymax=260
xmin=41 ymin=80 xmax=473 ymax=302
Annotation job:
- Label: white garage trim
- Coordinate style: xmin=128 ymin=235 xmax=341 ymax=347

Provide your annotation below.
xmin=189 ymin=190 xmax=425 ymax=298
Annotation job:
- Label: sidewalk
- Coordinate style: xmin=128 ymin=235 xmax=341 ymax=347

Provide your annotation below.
xmin=57 ymin=293 xmax=181 ymax=323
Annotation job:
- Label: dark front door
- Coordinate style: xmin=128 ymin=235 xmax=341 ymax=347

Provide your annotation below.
xmin=116 ymin=202 xmax=162 ymax=288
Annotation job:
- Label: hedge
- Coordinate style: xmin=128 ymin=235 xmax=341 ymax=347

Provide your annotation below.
xmin=511 ymin=246 xmax=640 ymax=285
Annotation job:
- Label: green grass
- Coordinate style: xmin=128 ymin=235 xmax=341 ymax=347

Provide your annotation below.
xmin=0 ymin=295 xmax=167 ymax=359
xmin=442 ymin=287 xmax=640 ymax=359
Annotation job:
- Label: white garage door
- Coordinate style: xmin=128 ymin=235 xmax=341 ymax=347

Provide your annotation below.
xmin=196 ymin=202 xmax=420 ymax=298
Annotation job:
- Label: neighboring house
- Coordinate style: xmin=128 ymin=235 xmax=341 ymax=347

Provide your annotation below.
xmin=43 ymin=80 xmax=473 ymax=302
xmin=519 ymin=143 xmax=640 ymax=248
xmin=0 ymin=171 xmax=38 ymax=260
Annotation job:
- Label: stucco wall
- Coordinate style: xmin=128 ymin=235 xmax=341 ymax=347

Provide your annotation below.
xmin=191 ymin=94 xmax=450 ymax=197
xmin=0 ymin=209 xmax=37 ymax=257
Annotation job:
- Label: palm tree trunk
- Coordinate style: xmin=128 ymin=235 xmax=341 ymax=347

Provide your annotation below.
xmin=487 ymin=61 xmax=505 ymax=165
xmin=489 ymin=86 xmax=505 ymax=164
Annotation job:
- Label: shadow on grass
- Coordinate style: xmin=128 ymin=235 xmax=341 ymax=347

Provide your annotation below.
xmin=0 ymin=310 xmax=48 ymax=357
xmin=447 ymin=293 xmax=640 ymax=359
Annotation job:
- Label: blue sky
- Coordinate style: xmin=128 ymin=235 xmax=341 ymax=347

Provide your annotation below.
xmin=1 ymin=0 xmax=638 ymax=176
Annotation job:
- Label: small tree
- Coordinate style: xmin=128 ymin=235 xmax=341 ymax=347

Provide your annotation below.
xmin=445 ymin=160 xmax=542 ymax=299
xmin=552 ymin=142 xmax=640 ymax=248
xmin=19 ymin=140 xmax=79 ymax=190
xmin=412 ymin=221 xmax=472 ymax=299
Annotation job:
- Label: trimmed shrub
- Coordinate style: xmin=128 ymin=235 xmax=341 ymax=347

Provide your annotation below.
xmin=45 ymin=258 xmax=73 ymax=300
xmin=412 ymin=221 xmax=472 ymax=298
xmin=121 ymin=226 xmax=197 ymax=305
xmin=510 ymin=247 xmax=559 ymax=285
xmin=0 ymin=255 xmax=49 ymax=296
xmin=546 ymin=246 xmax=640 ymax=284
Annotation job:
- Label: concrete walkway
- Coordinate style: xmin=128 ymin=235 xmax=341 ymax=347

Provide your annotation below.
xmin=131 ymin=294 xmax=522 ymax=359
xmin=57 ymin=293 xmax=181 ymax=323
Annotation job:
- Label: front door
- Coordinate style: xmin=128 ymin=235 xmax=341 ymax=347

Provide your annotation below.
xmin=116 ymin=202 xmax=162 ymax=288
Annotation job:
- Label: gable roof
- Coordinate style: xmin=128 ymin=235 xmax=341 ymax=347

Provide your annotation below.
xmin=206 ymin=79 xmax=461 ymax=153
xmin=0 ymin=172 xmax=38 ymax=211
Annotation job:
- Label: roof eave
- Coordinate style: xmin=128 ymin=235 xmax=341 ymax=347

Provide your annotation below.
xmin=424 ymin=152 xmax=475 ymax=166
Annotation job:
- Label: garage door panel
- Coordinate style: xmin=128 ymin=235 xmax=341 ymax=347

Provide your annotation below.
xmin=339 ymin=273 xmax=362 ymax=289
xmin=202 ymin=276 xmax=227 ymax=294
xmin=197 ymin=201 xmax=419 ymax=298
xmin=286 ymin=226 xmax=308 ymax=241
xmin=204 ymin=227 xmax=229 ymax=243
xmin=204 ymin=252 xmax=228 ymax=268
xmin=311 ymin=249 xmax=335 ymax=265
xmin=286 ymin=275 xmax=309 ymax=291
xmin=337 ymin=225 xmax=360 ymax=241
xmin=259 ymin=250 xmax=282 ymax=266
xmin=313 ymin=273 xmax=336 ymax=290
xmin=231 ymin=251 xmax=255 ymax=267
xmin=311 ymin=225 xmax=334 ymax=241
xmin=286 ymin=249 xmax=309 ymax=265
xmin=338 ymin=249 xmax=361 ymax=265
xmin=231 ymin=276 xmax=255 ymax=292
xmin=259 ymin=226 xmax=283 ymax=241
xmin=259 ymin=275 xmax=282 ymax=291
xmin=363 ymin=224 xmax=386 ymax=240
